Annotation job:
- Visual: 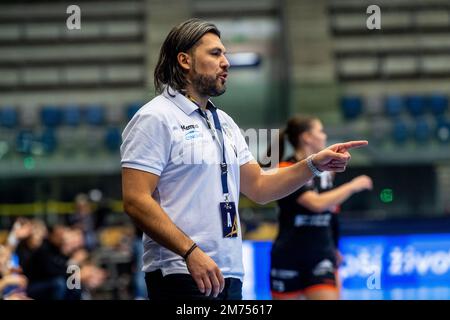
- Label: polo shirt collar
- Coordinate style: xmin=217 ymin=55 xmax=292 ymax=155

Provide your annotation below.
xmin=162 ymin=86 xmax=217 ymax=115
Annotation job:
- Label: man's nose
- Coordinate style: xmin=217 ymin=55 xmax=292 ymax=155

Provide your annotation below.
xmin=221 ymin=55 xmax=230 ymax=69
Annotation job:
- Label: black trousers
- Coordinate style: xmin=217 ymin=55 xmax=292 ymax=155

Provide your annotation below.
xmin=145 ymin=270 xmax=242 ymax=300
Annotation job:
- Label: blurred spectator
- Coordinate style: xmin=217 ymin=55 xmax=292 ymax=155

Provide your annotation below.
xmin=79 ymin=263 xmax=107 ymax=297
xmin=25 ymin=224 xmax=82 ymax=300
xmin=132 ymin=227 xmax=147 ymax=299
xmin=0 ymin=245 xmax=30 ymax=300
xmin=14 ymin=221 xmax=106 ymax=300
xmin=69 ymin=193 xmax=98 ymax=251
xmin=15 ymin=219 xmax=48 ymax=278
xmin=2 ymin=213 xmax=110 ymax=300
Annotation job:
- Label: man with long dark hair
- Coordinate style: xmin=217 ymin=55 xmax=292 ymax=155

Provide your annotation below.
xmin=121 ymin=18 xmax=367 ymax=300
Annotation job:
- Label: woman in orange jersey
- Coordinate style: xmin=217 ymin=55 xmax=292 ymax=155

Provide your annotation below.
xmin=270 ymin=116 xmax=372 ymax=300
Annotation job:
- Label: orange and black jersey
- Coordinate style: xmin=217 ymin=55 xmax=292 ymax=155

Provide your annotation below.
xmin=273 ymin=156 xmax=339 ymax=260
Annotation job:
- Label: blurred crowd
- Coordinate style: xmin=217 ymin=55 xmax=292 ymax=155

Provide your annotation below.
xmin=0 ymin=193 xmax=146 ymax=300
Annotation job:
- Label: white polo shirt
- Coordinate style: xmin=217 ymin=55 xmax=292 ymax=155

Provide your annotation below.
xmin=120 ymin=87 xmax=254 ymax=281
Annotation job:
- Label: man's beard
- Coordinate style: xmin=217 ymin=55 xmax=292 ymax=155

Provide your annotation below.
xmin=191 ymin=71 xmax=226 ymax=97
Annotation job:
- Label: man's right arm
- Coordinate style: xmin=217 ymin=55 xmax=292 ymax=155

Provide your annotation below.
xmin=121 ymin=167 xmax=224 ymax=297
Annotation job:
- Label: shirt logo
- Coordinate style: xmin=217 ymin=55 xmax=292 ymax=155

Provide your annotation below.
xmin=271 ymin=269 xmax=299 ymax=279
xmin=271 ymin=280 xmax=286 ymax=292
xmin=312 ymin=259 xmax=334 ymax=276
xmin=184 ymin=129 xmax=202 ymax=140
xmin=294 ymin=214 xmax=331 ymax=227
xmin=180 ymin=124 xmax=199 ymax=131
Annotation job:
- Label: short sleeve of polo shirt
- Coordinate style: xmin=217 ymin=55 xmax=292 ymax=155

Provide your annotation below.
xmin=120 ymin=112 xmax=171 ymax=176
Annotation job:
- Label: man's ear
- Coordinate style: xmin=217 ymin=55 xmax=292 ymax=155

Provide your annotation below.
xmin=177 ymin=52 xmax=191 ymax=71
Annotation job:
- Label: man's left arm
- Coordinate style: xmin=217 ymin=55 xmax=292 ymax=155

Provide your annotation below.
xmin=240 ymin=141 xmax=368 ymax=204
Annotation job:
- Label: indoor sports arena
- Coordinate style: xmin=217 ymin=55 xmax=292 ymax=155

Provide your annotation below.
xmin=1 ymin=0 xmax=449 ymax=301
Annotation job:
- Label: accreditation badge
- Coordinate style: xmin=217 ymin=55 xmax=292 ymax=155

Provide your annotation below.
xmin=220 ymin=201 xmax=238 ymax=238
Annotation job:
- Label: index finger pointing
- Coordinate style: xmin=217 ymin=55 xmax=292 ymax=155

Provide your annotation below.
xmin=338 ymin=140 xmax=368 ymax=151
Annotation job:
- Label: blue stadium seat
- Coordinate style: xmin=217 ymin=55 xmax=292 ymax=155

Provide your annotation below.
xmin=126 ymin=102 xmax=142 ymax=121
xmin=16 ymin=130 xmax=34 ymax=154
xmin=41 ymin=128 xmax=57 ymax=153
xmin=85 ymin=105 xmax=105 ymax=126
xmin=406 ymin=95 xmax=426 ymax=117
xmin=429 ymin=93 xmax=448 ymax=117
xmin=63 ymin=105 xmax=82 ymax=126
xmin=0 ymin=107 xmax=18 ymax=128
xmin=436 ymin=118 xmax=450 ymax=144
xmin=414 ymin=118 xmax=430 ymax=144
xmin=105 ymin=127 xmax=122 ymax=152
xmin=340 ymin=96 xmax=363 ymax=120
xmin=392 ymin=120 xmax=408 ymax=144
xmin=385 ymin=95 xmax=403 ymax=118
xmin=41 ymin=106 xmax=62 ymax=127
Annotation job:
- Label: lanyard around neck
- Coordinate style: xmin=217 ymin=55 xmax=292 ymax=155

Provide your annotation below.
xmin=185 ymin=93 xmax=230 ymax=201
xmin=196 ymin=107 xmax=230 ymax=200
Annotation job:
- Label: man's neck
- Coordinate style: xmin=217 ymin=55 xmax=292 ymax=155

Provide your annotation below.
xmin=185 ymin=87 xmax=209 ymax=111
